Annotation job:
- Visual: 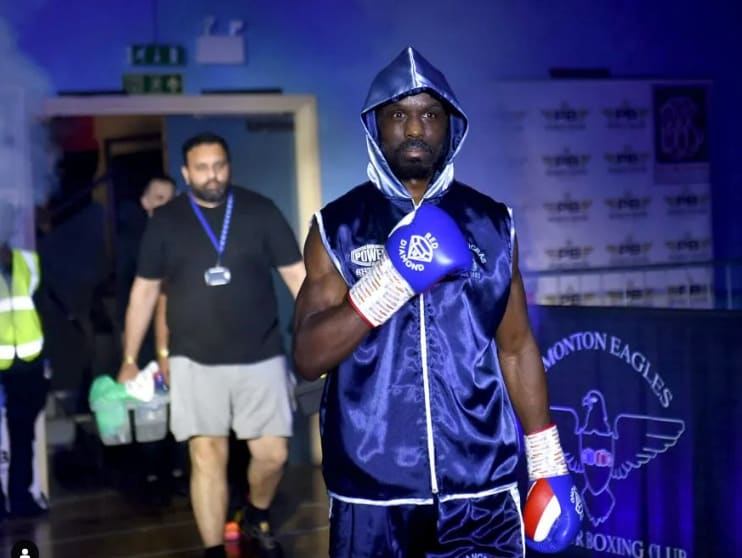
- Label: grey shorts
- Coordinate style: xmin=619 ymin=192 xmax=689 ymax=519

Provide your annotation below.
xmin=169 ymin=355 xmax=294 ymax=442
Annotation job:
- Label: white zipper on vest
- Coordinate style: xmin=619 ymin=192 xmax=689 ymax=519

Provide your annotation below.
xmin=419 ymin=293 xmax=438 ymax=494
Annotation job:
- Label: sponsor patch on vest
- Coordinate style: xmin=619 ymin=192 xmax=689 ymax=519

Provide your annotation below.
xmin=351 ymin=244 xmax=385 ymax=266
xmin=351 ymin=244 xmax=385 ymax=277
xmin=469 ymin=242 xmax=487 ymax=264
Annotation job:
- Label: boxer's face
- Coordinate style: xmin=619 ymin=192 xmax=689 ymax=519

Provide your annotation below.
xmin=181 ymin=143 xmax=230 ymax=204
xmin=377 ymin=92 xmax=449 ymax=182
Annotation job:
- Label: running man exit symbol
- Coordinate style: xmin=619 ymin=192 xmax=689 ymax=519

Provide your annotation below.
xmin=123 ymin=73 xmax=183 ymax=95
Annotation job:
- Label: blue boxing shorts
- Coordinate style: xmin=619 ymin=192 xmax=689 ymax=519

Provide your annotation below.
xmin=328 ymin=485 xmax=524 ymax=558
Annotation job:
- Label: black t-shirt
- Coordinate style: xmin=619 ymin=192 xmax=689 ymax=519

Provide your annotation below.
xmin=137 ymin=186 xmax=301 ymax=365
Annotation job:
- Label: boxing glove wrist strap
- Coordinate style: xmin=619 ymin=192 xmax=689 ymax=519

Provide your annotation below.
xmin=348 ymin=251 xmax=415 ymax=327
xmin=525 ymin=423 xmax=569 ymax=480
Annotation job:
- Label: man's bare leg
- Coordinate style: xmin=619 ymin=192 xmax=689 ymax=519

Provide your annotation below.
xmin=246 ymin=435 xmax=288 ymax=509
xmin=189 ymin=436 xmax=229 ymax=546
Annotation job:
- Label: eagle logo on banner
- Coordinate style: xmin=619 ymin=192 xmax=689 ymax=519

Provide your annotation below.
xmin=551 ymin=389 xmax=685 ymax=526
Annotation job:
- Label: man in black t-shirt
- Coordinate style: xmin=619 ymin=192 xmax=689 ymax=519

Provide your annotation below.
xmin=118 ymin=133 xmax=305 ymax=558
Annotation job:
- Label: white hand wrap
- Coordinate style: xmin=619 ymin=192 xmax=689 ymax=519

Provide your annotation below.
xmin=525 ymin=424 xmax=569 ymax=480
xmin=347 ymin=249 xmax=415 ymax=328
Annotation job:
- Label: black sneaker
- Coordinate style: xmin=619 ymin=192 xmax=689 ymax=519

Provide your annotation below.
xmin=240 ymin=517 xmax=284 ymax=558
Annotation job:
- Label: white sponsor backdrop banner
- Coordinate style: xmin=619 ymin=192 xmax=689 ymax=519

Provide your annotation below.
xmin=484 ymin=80 xmax=712 ymax=308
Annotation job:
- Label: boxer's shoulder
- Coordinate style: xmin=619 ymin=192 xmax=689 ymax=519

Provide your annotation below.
xmin=320 ymin=182 xmax=381 ymax=216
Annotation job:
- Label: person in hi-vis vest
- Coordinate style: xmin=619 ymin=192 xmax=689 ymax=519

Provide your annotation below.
xmin=0 ymin=240 xmax=50 ymax=517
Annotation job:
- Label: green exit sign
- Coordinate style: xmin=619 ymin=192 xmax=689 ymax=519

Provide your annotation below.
xmin=123 ymin=73 xmax=184 ymax=95
xmin=128 ymin=43 xmax=185 ymax=66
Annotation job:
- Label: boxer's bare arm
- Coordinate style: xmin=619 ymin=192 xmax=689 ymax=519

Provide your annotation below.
xmin=293 ymin=221 xmax=371 ymax=380
xmin=496 ymin=236 xmax=551 ymax=433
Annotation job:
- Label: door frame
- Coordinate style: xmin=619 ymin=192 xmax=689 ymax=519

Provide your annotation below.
xmin=43 ymin=94 xmax=325 ymax=466
xmin=43 ymin=94 xmax=322 ymax=243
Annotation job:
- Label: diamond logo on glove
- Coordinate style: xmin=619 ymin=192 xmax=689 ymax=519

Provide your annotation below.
xmin=406 ymin=234 xmax=437 ymax=263
xmin=398 ymin=233 xmax=438 ymax=272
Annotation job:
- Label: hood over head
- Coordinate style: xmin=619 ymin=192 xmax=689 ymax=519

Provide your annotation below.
xmin=361 ymin=47 xmax=469 ymax=201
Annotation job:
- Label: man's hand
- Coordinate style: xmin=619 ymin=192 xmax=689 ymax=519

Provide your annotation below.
xmin=117 ymin=361 xmax=139 ymax=384
xmin=157 ymin=356 xmax=170 ymax=386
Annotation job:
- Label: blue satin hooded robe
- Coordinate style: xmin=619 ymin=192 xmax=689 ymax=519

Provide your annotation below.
xmin=316 ymin=47 xmax=521 ymax=506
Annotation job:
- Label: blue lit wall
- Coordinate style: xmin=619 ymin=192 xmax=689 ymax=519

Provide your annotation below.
xmin=2 ymin=0 xmax=740 ymax=259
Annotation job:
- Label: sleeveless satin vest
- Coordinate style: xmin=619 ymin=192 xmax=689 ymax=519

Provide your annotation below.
xmin=317 ymin=181 xmax=521 ymax=503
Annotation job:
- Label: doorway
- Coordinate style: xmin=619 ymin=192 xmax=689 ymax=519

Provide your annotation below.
xmin=40 ymin=95 xmax=323 ymax=491
xmin=43 ymin=94 xmax=321 ymax=242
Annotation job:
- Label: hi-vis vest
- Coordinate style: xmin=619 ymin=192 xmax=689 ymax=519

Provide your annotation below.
xmin=0 ymin=249 xmax=44 ymax=369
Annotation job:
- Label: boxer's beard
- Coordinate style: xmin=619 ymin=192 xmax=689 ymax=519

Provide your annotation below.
xmin=386 ymin=139 xmax=445 ymax=181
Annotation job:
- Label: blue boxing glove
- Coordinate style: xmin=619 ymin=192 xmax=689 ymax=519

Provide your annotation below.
xmin=523 ymin=424 xmax=583 ymax=553
xmin=348 ymin=204 xmax=471 ymax=327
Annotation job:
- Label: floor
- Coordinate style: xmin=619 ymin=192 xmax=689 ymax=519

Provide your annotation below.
xmin=0 ymin=463 xmax=330 ymax=558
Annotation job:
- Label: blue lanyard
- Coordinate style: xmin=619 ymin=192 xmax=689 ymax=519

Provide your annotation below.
xmin=189 ymin=191 xmax=234 ymax=264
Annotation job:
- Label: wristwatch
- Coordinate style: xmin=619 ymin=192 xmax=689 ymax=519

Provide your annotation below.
xmin=158 ymin=348 xmax=170 ymax=358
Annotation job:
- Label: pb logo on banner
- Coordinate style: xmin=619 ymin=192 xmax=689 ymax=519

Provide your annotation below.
xmin=542 ymin=330 xmax=690 ymax=557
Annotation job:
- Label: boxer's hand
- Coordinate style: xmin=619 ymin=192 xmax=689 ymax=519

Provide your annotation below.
xmin=523 ymin=424 xmax=583 ymax=553
xmin=348 ymin=204 xmax=472 ymax=327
